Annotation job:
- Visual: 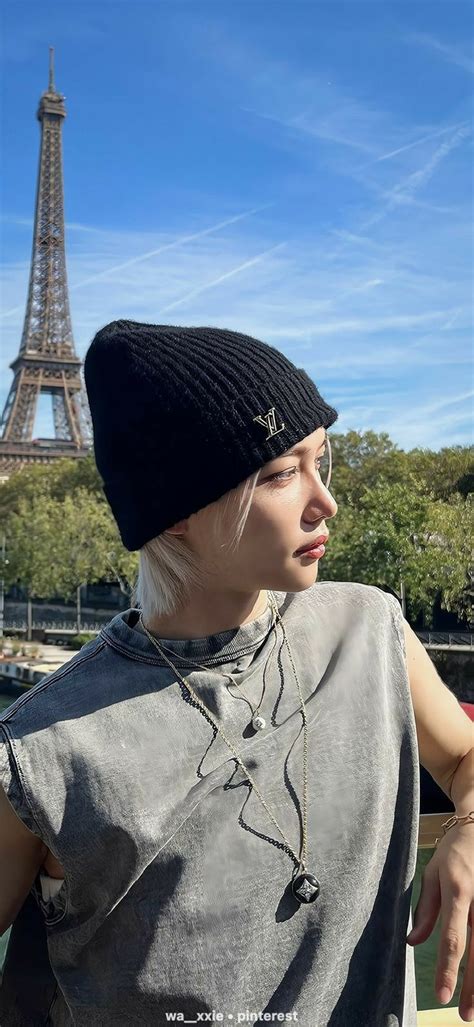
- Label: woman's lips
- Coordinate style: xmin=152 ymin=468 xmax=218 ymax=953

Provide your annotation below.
xmin=298 ymin=543 xmax=326 ymax=560
xmin=295 ymin=535 xmax=328 ymax=556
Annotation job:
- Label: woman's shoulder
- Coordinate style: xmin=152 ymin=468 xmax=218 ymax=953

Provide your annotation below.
xmin=287 ymin=579 xmax=401 ymax=613
xmin=286 ymin=581 xmax=404 ymax=644
xmin=0 ymin=633 xmax=108 ymax=732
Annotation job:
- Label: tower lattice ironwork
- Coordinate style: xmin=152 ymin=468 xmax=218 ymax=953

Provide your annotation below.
xmin=0 ymin=49 xmax=92 ymax=478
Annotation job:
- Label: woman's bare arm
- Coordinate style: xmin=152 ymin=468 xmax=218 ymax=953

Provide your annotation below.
xmin=0 ymin=782 xmax=48 ymax=935
xmin=402 ymin=618 xmax=473 ymax=796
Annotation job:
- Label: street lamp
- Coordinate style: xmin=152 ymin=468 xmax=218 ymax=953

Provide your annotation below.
xmin=0 ymin=534 xmax=9 ymax=640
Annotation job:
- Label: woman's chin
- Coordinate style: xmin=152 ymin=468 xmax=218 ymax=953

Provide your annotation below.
xmin=269 ymin=561 xmax=320 ymax=594
xmin=297 ymin=562 xmax=320 ymax=586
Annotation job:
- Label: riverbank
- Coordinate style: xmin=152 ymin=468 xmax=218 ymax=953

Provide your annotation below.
xmin=0 ymin=642 xmax=78 ymax=698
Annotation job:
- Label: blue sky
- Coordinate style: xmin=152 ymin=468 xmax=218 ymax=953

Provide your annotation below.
xmin=1 ymin=0 xmax=473 ymax=451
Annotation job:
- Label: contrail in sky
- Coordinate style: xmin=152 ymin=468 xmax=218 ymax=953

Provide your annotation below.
xmin=361 ymin=123 xmax=470 ymax=228
xmin=1 ymin=204 xmax=273 ymax=319
xmin=158 ymin=242 xmax=287 ymax=314
xmin=364 ymin=122 xmax=467 ymax=166
xmin=70 ymin=205 xmax=274 ymax=290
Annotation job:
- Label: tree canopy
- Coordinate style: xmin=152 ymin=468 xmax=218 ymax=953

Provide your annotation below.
xmin=1 ymin=432 xmax=472 ymax=626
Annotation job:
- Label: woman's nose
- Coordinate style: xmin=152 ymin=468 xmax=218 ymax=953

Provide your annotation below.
xmin=305 ymin=482 xmax=338 ymax=520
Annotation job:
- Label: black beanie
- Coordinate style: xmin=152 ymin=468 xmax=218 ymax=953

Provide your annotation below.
xmin=84 ymin=321 xmax=338 ymax=551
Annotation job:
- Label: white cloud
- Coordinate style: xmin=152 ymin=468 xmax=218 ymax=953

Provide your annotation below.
xmin=406 ymin=33 xmax=474 ymax=75
xmin=2 ymin=219 xmax=470 ymax=453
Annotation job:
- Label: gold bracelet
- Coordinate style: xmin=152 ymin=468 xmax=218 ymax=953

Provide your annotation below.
xmin=435 ymin=810 xmax=474 ymax=847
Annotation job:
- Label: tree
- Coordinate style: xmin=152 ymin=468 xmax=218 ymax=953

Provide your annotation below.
xmin=319 ymin=440 xmax=473 ymax=627
xmin=0 ymin=454 xmax=102 ymax=523
xmin=1 ymin=434 xmax=472 ymax=627
xmin=5 ymin=488 xmax=138 ymax=603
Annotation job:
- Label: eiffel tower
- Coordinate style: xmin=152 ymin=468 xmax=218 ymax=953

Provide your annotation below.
xmin=0 ymin=49 xmax=92 ymax=479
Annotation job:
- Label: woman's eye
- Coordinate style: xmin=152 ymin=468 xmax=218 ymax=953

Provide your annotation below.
xmin=270 ymin=456 xmax=323 ymax=484
xmin=269 ymin=469 xmax=296 ymax=483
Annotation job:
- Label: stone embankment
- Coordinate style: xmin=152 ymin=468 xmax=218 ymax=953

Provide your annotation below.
xmin=0 ymin=643 xmax=75 ymax=691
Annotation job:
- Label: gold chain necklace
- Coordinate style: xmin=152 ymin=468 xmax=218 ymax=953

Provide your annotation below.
xmin=139 ymin=597 xmax=278 ymax=733
xmin=138 ymin=591 xmax=320 ymax=905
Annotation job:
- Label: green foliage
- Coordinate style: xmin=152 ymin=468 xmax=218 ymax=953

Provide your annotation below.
xmin=2 ymin=458 xmax=138 ymax=602
xmin=68 ymin=633 xmax=98 ymax=650
xmin=0 ymin=454 xmax=103 ymax=522
xmin=318 ymin=431 xmax=473 ymax=626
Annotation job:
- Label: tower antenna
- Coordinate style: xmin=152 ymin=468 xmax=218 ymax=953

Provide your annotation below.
xmin=49 ymin=46 xmax=55 ymax=91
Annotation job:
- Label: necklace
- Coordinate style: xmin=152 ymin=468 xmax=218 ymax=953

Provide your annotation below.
xmin=139 ymin=595 xmax=277 ymax=733
xmin=138 ymin=592 xmax=320 ymax=905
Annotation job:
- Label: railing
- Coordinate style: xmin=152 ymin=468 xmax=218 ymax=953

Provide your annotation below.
xmin=417 ymin=631 xmax=473 ymax=649
xmin=4 ymin=622 xmax=473 ymax=650
xmin=4 ymin=621 xmax=105 ymax=634
xmin=418 ymin=813 xmax=453 ymax=849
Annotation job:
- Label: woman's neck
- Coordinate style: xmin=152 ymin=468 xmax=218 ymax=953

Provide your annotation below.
xmin=140 ymin=589 xmax=269 ymax=640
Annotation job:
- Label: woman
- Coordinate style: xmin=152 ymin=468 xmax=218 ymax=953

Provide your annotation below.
xmin=0 ymin=322 xmax=472 ymax=1025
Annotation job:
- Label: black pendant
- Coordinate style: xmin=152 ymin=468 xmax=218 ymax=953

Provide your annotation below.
xmin=292 ymin=872 xmax=320 ymax=904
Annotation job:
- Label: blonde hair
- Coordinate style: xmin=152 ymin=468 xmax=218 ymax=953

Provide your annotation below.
xmin=131 ymin=469 xmax=260 ymax=620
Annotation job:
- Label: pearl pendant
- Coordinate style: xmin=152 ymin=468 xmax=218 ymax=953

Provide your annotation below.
xmin=251 ymin=713 xmax=266 ymax=731
xmin=292 ymin=872 xmax=320 ymax=904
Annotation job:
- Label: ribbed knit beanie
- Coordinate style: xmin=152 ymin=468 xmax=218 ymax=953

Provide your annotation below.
xmin=84 ymin=321 xmax=338 ymax=551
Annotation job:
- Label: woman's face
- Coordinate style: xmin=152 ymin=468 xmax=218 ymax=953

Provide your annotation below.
xmin=190 ymin=425 xmax=338 ymax=596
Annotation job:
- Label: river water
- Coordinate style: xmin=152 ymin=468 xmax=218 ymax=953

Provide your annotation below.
xmin=0 ymin=691 xmax=460 ymax=1014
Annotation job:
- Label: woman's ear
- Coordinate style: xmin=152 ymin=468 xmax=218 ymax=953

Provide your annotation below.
xmin=164 ymin=518 xmax=189 ymax=537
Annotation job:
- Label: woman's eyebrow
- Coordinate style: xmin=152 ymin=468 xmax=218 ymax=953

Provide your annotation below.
xmin=281 ymin=431 xmax=327 ymax=458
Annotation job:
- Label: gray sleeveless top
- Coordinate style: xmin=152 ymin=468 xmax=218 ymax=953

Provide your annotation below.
xmin=0 ymin=581 xmax=419 ymax=1026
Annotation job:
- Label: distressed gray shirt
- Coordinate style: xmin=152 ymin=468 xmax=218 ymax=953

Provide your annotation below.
xmin=0 ymin=581 xmax=419 ymax=1026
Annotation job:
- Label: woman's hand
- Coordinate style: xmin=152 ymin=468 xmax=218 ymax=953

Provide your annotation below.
xmin=407 ymin=824 xmax=474 ymax=1022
